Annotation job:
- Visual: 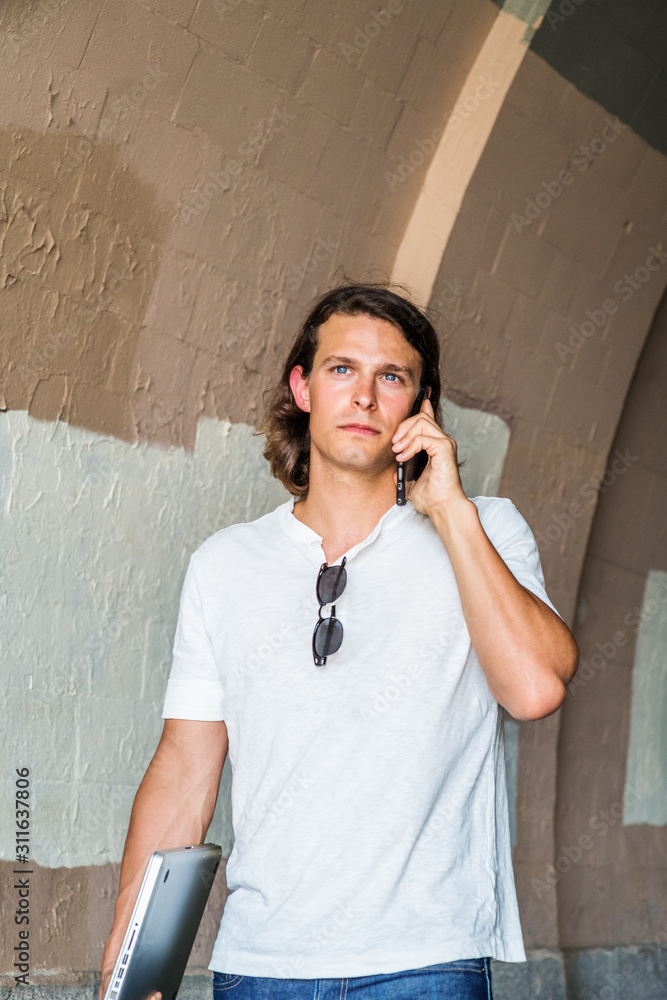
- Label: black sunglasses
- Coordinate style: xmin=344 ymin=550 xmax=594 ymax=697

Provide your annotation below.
xmin=312 ymin=556 xmax=347 ymax=667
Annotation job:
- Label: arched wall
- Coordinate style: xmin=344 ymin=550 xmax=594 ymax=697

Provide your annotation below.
xmin=556 ymin=286 xmax=667 ymax=951
xmin=426 ymin=0 xmax=667 ymax=970
xmin=1 ymin=0 xmax=665 ymax=995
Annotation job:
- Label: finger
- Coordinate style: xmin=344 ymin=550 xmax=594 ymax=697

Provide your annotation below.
xmin=392 ymin=424 xmax=451 ymax=454
xmin=393 ymin=433 xmax=452 ymax=462
xmin=392 ymin=411 xmax=440 ymax=444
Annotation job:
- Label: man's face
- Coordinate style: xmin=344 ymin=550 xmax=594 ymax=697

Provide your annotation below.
xmin=289 ymin=311 xmax=424 ymax=477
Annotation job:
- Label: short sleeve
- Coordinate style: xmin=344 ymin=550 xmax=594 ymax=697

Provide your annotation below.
xmin=162 ymin=554 xmax=225 ymax=721
xmin=480 ymin=498 xmax=564 ymax=621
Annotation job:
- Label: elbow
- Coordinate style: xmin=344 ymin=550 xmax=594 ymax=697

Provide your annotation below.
xmin=513 ymin=681 xmax=568 ymax=721
xmin=524 ymin=633 xmax=580 ymax=720
xmin=505 ymin=688 xmax=566 ymax=721
xmin=498 ymin=630 xmax=581 ymax=722
xmin=505 ymin=649 xmax=579 ymax=721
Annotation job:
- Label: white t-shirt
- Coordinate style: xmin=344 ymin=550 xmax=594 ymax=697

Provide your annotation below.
xmin=162 ymin=495 xmax=561 ymax=978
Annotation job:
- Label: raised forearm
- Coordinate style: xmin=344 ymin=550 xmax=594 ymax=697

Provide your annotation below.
xmin=429 ymin=498 xmax=579 ymax=720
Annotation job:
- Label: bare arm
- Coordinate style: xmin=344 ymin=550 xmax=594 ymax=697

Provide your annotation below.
xmin=429 ymin=498 xmax=579 ymax=720
xmin=392 ymin=398 xmax=580 ymax=721
xmin=100 ymin=718 xmax=229 ymax=999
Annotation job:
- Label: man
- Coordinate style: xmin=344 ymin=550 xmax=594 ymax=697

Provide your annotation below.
xmin=101 ymin=283 xmax=579 ymax=1000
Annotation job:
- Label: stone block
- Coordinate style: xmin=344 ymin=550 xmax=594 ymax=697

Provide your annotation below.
xmin=506 ymin=51 xmax=571 ymax=134
xmin=114 ymin=115 xmax=212 ymax=208
xmin=398 ymin=36 xmax=447 ymax=114
xmin=348 ymin=77 xmax=402 ymax=150
xmin=174 ymin=49 xmax=284 ymax=152
xmin=143 ymin=250 xmax=207 ymax=343
xmin=299 ymin=0 xmax=372 ymax=57
xmin=539 ymin=172 xmax=630 ymax=276
xmin=357 ymin=8 xmax=419 ymax=93
xmin=189 ymin=0 xmax=264 ymax=60
xmin=67 ymin=384 xmax=137 ymax=442
xmin=492 ymin=950 xmax=566 ymax=1000
xmin=467 ymin=105 xmax=574 ymax=216
xmin=0 ymin=0 xmax=105 ymax=71
xmin=297 ymin=47 xmax=365 ymax=127
xmin=494 ymin=231 xmax=555 ymax=301
xmin=140 ymin=0 xmax=198 ymax=27
xmin=248 ymin=14 xmax=315 ymax=92
xmin=565 ymin=945 xmax=667 ymax=1000
xmin=308 ymin=128 xmax=369 ymax=214
xmin=256 ymin=102 xmax=332 ymax=193
xmin=629 ymin=142 xmax=667 ymax=214
xmin=447 ymin=193 xmax=512 ymax=273
xmin=80 ymin=0 xmax=198 ymax=121
xmin=257 ymin=0 xmax=307 ymax=26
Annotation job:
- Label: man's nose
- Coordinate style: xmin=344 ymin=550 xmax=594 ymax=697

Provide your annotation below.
xmin=353 ymin=377 xmax=377 ymax=408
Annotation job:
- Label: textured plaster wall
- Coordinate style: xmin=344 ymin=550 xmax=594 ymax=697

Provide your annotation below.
xmin=0 ymin=411 xmax=288 ymax=870
xmin=0 ymin=0 xmax=499 ymax=449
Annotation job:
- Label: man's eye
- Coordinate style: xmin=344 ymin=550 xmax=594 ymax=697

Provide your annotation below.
xmin=334 ymin=365 xmax=349 ymax=373
xmin=384 ymin=373 xmax=402 ymax=382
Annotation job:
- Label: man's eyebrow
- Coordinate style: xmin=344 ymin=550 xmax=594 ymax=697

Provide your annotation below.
xmin=319 ymin=355 xmax=418 ymax=381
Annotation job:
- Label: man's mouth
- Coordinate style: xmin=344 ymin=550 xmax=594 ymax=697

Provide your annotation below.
xmin=340 ymin=423 xmax=381 ymax=435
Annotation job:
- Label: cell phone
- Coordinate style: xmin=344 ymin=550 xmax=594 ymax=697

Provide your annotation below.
xmin=396 ymin=386 xmax=429 ymax=506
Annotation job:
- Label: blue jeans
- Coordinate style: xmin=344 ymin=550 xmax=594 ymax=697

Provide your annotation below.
xmin=213 ymin=958 xmax=493 ymax=998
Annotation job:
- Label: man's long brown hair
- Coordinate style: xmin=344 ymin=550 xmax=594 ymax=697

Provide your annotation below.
xmin=257 ymin=282 xmax=445 ymax=498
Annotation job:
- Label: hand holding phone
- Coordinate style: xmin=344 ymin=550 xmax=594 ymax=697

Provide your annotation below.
xmin=396 ymin=386 xmax=430 ymax=505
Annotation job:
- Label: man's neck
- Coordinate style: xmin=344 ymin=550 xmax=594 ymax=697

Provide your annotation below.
xmin=292 ymin=475 xmax=396 ymax=565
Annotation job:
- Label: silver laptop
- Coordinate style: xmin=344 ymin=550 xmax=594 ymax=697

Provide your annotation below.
xmin=104 ymin=844 xmax=222 ymax=1000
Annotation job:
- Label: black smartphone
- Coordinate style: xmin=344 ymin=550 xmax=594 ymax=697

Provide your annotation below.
xmin=396 ymin=386 xmax=428 ymax=505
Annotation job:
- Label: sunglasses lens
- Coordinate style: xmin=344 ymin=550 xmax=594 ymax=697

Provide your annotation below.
xmin=314 ymin=617 xmax=344 ymax=658
xmin=317 ymin=565 xmax=347 ymax=605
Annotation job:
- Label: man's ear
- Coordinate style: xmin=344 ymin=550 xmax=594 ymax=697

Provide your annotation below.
xmin=289 ymin=365 xmax=310 ymax=413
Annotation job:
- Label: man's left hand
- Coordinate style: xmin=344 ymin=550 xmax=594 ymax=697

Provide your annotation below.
xmin=391 ymin=398 xmax=468 ymax=517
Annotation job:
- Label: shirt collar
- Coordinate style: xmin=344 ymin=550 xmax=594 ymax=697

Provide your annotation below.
xmin=277 ymin=494 xmax=420 ymax=567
